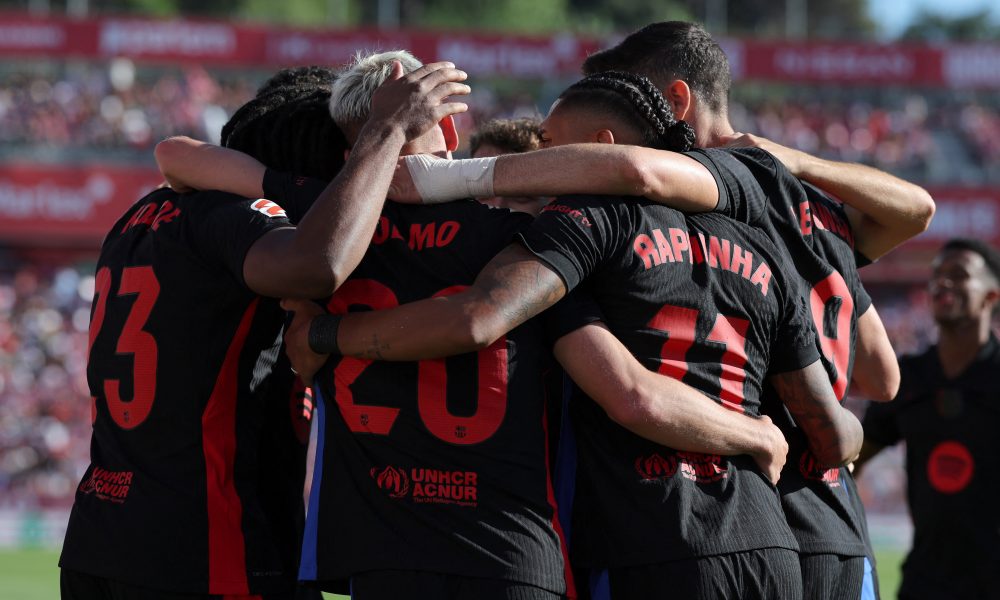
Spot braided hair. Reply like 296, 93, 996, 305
556, 71, 695, 152
220, 76, 348, 181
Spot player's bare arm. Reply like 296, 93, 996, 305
769, 360, 864, 468
851, 305, 900, 402
244, 61, 470, 299
722, 132, 935, 260
554, 323, 788, 484
155, 135, 266, 198
284, 244, 566, 367
392, 144, 719, 213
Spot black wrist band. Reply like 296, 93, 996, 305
308, 314, 343, 355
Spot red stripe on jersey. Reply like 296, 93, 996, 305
542, 397, 577, 599
203, 298, 258, 595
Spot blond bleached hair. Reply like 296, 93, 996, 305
329, 49, 423, 133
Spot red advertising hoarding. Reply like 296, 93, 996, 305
0, 164, 162, 246
1, 13, 999, 87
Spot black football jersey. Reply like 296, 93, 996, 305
267, 174, 576, 596
518, 195, 819, 568
60, 187, 310, 595
690, 147, 875, 557
864, 338, 1000, 600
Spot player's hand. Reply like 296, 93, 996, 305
387, 155, 424, 203
718, 132, 807, 176
368, 60, 470, 142
750, 415, 788, 485
280, 299, 329, 387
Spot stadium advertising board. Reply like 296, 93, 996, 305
1, 12, 1000, 87
0, 164, 162, 245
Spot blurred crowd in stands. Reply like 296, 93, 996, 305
0, 262, 94, 510
1, 60, 999, 184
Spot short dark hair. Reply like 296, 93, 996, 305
256, 65, 337, 97
941, 238, 1000, 285
582, 21, 731, 113
556, 71, 695, 153
469, 117, 543, 156
221, 82, 348, 182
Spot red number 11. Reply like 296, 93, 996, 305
647, 304, 749, 412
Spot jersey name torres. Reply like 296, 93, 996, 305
60, 188, 310, 595
271, 174, 574, 596
518, 195, 818, 567
690, 147, 874, 556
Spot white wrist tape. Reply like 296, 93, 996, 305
405, 154, 497, 203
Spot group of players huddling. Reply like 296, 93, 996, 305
60, 21, 936, 600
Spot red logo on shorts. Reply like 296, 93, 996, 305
251, 199, 287, 218
636, 453, 677, 480
636, 451, 728, 484
371, 465, 410, 498
927, 441, 974, 494
798, 450, 841, 488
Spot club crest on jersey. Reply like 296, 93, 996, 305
251, 199, 287, 218
798, 450, 841, 488
636, 451, 728, 484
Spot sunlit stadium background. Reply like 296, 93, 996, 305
0, 0, 998, 597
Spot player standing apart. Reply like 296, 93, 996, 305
859, 239, 1000, 600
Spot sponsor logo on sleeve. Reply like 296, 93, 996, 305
251, 199, 287, 218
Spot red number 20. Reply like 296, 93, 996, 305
327, 280, 508, 445
89, 266, 160, 429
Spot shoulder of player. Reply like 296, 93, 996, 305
388, 197, 528, 224
690, 146, 778, 175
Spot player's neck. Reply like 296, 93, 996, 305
699, 115, 736, 148
936, 317, 992, 379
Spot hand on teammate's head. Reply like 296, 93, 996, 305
368, 61, 471, 143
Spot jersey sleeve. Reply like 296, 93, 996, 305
185, 191, 294, 290
543, 285, 606, 344
516, 195, 629, 292
684, 148, 768, 226
261, 169, 328, 224
862, 390, 901, 447
769, 270, 822, 374
853, 278, 873, 316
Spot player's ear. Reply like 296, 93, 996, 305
984, 284, 1000, 311
664, 79, 693, 122
439, 115, 459, 152
596, 129, 615, 145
